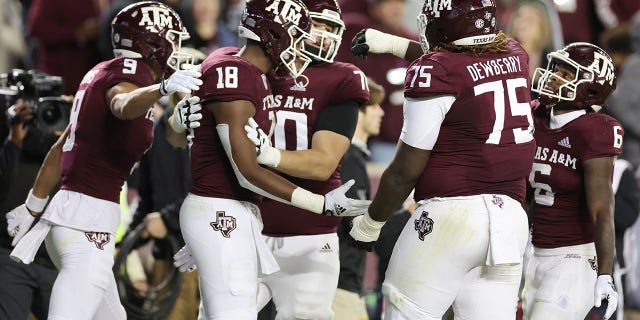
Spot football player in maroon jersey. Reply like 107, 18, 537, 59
346, 0, 536, 319
238, 0, 371, 318
522, 42, 621, 320
174, 0, 369, 318
4, 1, 202, 319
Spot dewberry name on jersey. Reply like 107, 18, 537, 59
263, 94, 315, 111
466, 56, 523, 82
534, 146, 578, 169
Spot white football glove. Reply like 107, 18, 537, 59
170, 95, 202, 133
160, 64, 203, 96
323, 180, 371, 217
594, 274, 618, 320
6, 205, 36, 247
244, 117, 280, 167
173, 245, 197, 273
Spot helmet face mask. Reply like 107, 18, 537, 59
301, 9, 344, 63
418, 0, 497, 51
238, 0, 314, 78
532, 42, 617, 108
111, 1, 194, 72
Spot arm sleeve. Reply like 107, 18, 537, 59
400, 95, 455, 150
314, 100, 359, 139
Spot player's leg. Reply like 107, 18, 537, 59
45, 226, 120, 320
524, 245, 597, 320
92, 271, 126, 320
382, 197, 491, 319
180, 195, 259, 320
263, 233, 340, 320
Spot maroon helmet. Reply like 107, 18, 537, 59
238, 0, 314, 77
111, 1, 193, 72
300, 0, 344, 63
532, 42, 617, 109
417, 0, 497, 51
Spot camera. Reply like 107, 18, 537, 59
0, 69, 71, 135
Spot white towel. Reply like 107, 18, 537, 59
10, 220, 51, 264
244, 202, 279, 276
483, 195, 521, 265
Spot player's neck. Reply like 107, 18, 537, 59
238, 45, 273, 75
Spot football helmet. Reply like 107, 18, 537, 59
238, 0, 314, 77
300, 0, 344, 63
417, 0, 497, 52
532, 42, 617, 108
111, 1, 193, 72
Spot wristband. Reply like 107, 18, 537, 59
259, 146, 281, 168
350, 212, 385, 242
25, 189, 49, 213
290, 187, 324, 214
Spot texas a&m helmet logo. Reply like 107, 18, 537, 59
138, 6, 174, 32
265, 0, 304, 25
210, 211, 237, 238
414, 210, 434, 241
85, 232, 111, 250
424, 0, 452, 18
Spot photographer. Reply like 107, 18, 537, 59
0, 98, 58, 320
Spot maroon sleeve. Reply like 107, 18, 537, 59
583, 115, 624, 160
404, 55, 456, 98
333, 63, 370, 105
198, 59, 263, 108
102, 58, 155, 89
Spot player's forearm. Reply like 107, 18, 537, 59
368, 161, 417, 222
594, 212, 616, 275
31, 142, 63, 206
276, 149, 339, 181
111, 84, 161, 120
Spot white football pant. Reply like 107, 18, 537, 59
181, 194, 277, 320
258, 233, 340, 320
45, 226, 125, 320
382, 194, 529, 320
521, 243, 597, 320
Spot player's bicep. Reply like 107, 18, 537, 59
106, 82, 139, 115
400, 95, 455, 150
310, 130, 350, 167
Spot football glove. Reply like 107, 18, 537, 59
348, 211, 385, 252
6, 205, 36, 247
173, 245, 197, 273
244, 117, 280, 167
594, 274, 618, 320
351, 28, 410, 59
160, 64, 203, 96
322, 180, 371, 217
170, 95, 202, 133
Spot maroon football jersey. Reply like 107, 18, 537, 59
529, 106, 623, 248
407, 39, 535, 203
260, 62, 370, 236
60, 57, 155, 203
189, 48, 273, 203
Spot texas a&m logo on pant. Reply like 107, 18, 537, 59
415, 210, 434, 241
85, 232, 111, 250
210, 211, 237, 238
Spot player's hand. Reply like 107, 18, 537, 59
144, 212, 168, 239
323, 180, 371, 217
170, 95, 202, 133
594, 274, 618, 320
245, 117, 280, 167
348, 212, 385, 252
173, 245, 197, 272
160, 64, 203, 96
6, 205, 36, 246
351, 28, 410, 59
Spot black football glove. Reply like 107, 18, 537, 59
351, 29, 370, 59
